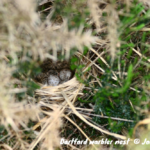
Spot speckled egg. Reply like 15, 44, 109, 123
47, 74, 60, 86
59, 69, 72, 81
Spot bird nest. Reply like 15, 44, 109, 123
34, 58, 84, 104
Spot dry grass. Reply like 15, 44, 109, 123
0, 0, 150, 150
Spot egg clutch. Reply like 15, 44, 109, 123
47, 69, 72, 86
34, 59, 73, 86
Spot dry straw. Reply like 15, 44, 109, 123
1, 0, 150, 150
